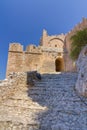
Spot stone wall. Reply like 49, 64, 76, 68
6, 18, 87, 76
0, 72, 27, 103
0, 71, 46, 130
6, 42, 65, 77
65, 18, 87, 71
6, 43, 43, 76
40, 29, 65, 48
9, 43, 23, 52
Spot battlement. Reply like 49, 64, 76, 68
26, 44, 42, 53
9, 43, 42, 54
67, 17, 87, 36
65, 17, 87, 57
7, 18, 87, 76
9, 43, 23, 52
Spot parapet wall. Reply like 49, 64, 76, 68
6, 43, 43, 77
26, 44, 42, 53
9, 43, 23, 52
66, 17, 87, 53
6, 42, 65, 76
9, 43, 42, 53
6, 18, 87, 75
64, 17, 87, 72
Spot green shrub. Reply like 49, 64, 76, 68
70, 28, 87, 60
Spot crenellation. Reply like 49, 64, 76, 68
26, 44, 42, 53
2, 18, 87, 130
9, 43, 23, 52
82, 17, 87, 24
6, 18, 87, 76
26, 44, 36, 52
64, 18, 87, 71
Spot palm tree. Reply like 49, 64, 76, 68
70, 28, 87, 60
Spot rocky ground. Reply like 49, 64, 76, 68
0, 72, 87, 130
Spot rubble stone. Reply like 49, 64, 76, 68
0, 72, 87, 129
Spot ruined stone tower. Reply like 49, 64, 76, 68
6, 18, 87, 76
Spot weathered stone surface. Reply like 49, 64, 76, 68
6, 18, 87, 76
76, 46, 87, 97
6, 32, 66, 77
0, 72, 87, 129
65, 18, 87, 72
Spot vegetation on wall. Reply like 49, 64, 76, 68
70, 28, 87, 60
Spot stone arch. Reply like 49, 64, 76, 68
49, 38, 64, 43
48, 38, 64, 48
55, 58, 64, 72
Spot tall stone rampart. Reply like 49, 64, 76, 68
64, 17, 87, 72
6, 18, 87, 76
6, 43, 43, 77
6, 41, 65, 76
66, 17, 87, 53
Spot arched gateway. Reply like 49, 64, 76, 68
55, 58, 64, 72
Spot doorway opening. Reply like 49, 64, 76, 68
55, 58, 64, 72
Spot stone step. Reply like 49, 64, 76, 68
40, 78, 77, 82
41, 73, 77, 78
34, 83, 76, 88
1, 72, 87, 129
2, 86, 77, 102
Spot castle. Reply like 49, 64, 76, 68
6, 18, 87, 76
1, 18, 87, 129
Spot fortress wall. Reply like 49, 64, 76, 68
66, 18, 87, 53
6, 44, 24, 76
40, 52, 56, 73
6, 43, 63, 76
7, 19, 87, 75
63, 53, 76, 72
6, 43, 66, 76
7, 51, 43, 76
6, 43, 44, 76
65, 18, 87, 71
6, 51, 24, 77
24, 52, 43, 72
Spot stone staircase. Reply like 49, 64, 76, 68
0, 72, 87, 130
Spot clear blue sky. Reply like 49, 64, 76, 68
0, 0, 87, 79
